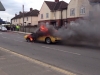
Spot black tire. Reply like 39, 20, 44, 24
26, 38, 30, 42
45, 37, 52, 44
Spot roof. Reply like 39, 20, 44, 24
45, 1, 68, 11
54, 1, 68, 10
11, 9, 39, 20
25, 9, 39, 17
11, 14, 22, 20
45, 1, 56, 10
0, 1, 5, 11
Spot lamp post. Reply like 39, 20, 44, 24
22, 5, 24, 32
29, 23, 31, 32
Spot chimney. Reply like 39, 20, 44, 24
30, 8, 33, 11
15, 14, 17, 16
55, 0, 59, 2
19, 11, 22, 15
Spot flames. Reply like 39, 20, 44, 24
40, 25, 48, 32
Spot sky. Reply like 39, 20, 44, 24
0, 0, 70, 22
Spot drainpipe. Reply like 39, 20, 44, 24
53, 2, 57, 27
59, 1, 63, 27
60, 9, 62, 27
66, 7, 67, 23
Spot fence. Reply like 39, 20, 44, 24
19, 25, 38, 33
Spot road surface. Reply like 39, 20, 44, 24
0, 31, 100, 75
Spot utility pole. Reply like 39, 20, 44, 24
22, 5, 24, 32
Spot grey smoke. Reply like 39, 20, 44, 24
54, 3, 100, 44
39, 3, 100, 45
88, 0, 100, 3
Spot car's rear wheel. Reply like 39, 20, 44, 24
45, 37, 52, 44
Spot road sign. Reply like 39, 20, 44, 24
0, 1, 5, 11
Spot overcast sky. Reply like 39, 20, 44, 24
0, 0, 70, 22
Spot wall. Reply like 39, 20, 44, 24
32, 17, 38, 25
67, 0, 79, 18
62, 9, 67, 19
67, 0, 91, 18
38, 2, 51, 21
12, 16, 38, 26
51, 10, 67, 20
78, 0, 90, 17
24, 16, 31, 25
11, 18, 20, 25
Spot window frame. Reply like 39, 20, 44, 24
41, 14, 43, 19
46, 13, 49, 18
80, 7, 85, 14
70, 8, 75, 16
27, 17, 28, 21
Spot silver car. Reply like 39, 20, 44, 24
0, 26, 7, 32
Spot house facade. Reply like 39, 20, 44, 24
38, 0, 68, 27
11, 8, 39, 26
67, 0, 91, 23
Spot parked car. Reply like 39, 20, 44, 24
0, 26, 7, 31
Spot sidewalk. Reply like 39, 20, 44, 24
0, 49, 67, 75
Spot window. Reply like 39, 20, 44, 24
70, 8, 75, 16
16, 19, 17, 22
46, 13, 49, 18
27, 17, 28, 21
80, 7, 85, 14
41, 14, 43, 19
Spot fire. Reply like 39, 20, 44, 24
40, 25, 48, 32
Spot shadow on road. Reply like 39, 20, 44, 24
54, 42, 100, 50
29, 41, 100, 50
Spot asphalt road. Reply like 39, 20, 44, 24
0, 49, 66, 75
0, 31, 100, 75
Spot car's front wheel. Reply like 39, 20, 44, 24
45, 37, 52, 44
26, 38, 30, 42
26, 38, 33, 42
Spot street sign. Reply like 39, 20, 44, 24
0, 1, 5, 11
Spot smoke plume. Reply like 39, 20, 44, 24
38, 3, 100, 45
54, 3, 100, 44
55, 4, 100, 43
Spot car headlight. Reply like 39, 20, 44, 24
24, 35, 28, 39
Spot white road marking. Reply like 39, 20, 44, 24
0, 47, 76, 75
2, 36, 8, 39
42, 46, 81, 56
